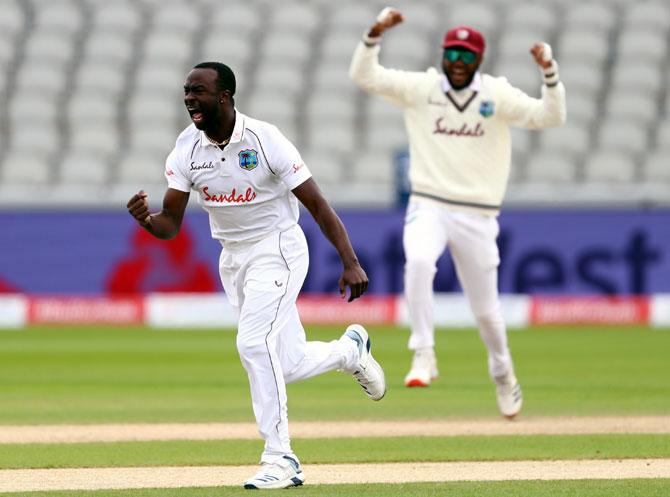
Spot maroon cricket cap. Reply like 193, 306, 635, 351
442, 26, 486, 54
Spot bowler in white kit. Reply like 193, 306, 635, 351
350, 9, 566, 418
126, 62, 386, 489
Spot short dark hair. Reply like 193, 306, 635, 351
193, 62, 236, 96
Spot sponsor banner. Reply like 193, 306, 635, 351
0, 294, 27, 328
1, 209, 669, 296
397, 294, 530, 328
297, 295, 397, 325
146, 293, 237, 328
651, 294, 670, 328
530, 296, 650, 325
28, 297, 144, 325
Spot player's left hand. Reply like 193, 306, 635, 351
530, 42, 554, 69
339, 263, 369, 302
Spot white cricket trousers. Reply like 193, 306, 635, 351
218, 224, 359, 464
402, 198, 513, 378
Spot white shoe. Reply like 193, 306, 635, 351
344, 324, 386, 401
243, 455, 305, 489
494, 371, 523, 419
404, 348, 439, 387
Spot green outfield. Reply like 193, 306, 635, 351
0, 325, 669, 496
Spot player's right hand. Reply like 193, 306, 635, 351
368, 7, 404, 37
126, 190, 152, 226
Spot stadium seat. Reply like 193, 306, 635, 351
13, 63, 68, 96
445, 3, 499, 34
605, 91, 658, 124
617, 29, 667, 62
497, 30, 552, 62
583, 150, 637, 183
349, 150, 396, 185
69, 126, 120, 156
380, 30, 434, 71
504, 3, 556, 33
643, 151, 670, 182
537, 122, 591, 158
309, 121, 357, 156
199, 34, 252, 71
22, 31, 76, 64
270, 2, 320, 32
301, 150, 344, 186
90, 2, 143, 33
254, 64, 306, 97
557, 29, 609, 64
329, 3, 378, 32
0, 1, 25, 37
261, 32, 313, 66
76, 63, 127, 97
8, 124, 60, 156
142, 32, 195, 65
83, 31, 135, 67
209, 4, 261, 31
563, 3, 617, 33
621, 1, 670, 32
245, 94, 298, 129
67, 93, 119, 125
127, 126, 177, 156
0, 151, 52, 185
565, 92, 599, 125
152, 2, 201, 33
655, 120, 670, 150
58, 151, 111, 185
117, 151, 168, 185
33, 1, 83, 35
524, 151, 578, 184
598, 121, 648, 156
389, 1, 440, 33
559, 61, 603, 97
366, 121, 408, 155
127, 94, 181, 128
8, 93, 59, 126
610, 62, 663, 95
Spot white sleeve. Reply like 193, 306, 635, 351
164, 147, 191, 192
266, 127, 312, 190
349, 40, 427, 108
496, 75, 566, 129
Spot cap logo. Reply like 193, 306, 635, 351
457, 29, 469, 40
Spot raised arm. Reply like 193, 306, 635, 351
292, 178, 368, 302
349, 7, 426, 107
498, 41, 566, 129
126, 188, 190, 240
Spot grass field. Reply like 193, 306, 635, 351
1, 325, 669, 495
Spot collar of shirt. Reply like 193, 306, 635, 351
441, 71, 482, 93
200, 109, 246, 149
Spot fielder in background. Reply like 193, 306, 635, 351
350, 8, 566, 419
126, 62, 386, 489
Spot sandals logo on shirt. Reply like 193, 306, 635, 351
479, 100, 495, 118
238, 149, 258, 171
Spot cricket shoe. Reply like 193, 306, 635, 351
243, 455, 305, 489
404, 348, 439, 387
494, 371, 523, 419
344, 324, 386, 401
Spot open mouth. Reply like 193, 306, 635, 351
188, 108, 204, 123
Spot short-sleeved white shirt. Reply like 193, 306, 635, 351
165, 111, 312, 245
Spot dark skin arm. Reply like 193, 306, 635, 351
292, 178, 369, 302
126, 188, 190, 240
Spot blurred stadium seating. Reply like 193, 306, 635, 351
0, 0, 668, 208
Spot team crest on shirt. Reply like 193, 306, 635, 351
238, 149, 258, 171
479, 100, 495, 117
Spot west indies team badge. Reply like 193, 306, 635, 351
238, 149, 258, 171
479, 100, 495, 118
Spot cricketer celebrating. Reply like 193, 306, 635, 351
127, 62, 385, 489
350, 8, 566, 418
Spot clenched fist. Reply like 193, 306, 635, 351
368, 7, 404, 38
530, 42, 554, 69
127, 190, 152, 227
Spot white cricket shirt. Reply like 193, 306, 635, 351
165, 111, 312, 245
350, 41, 566, 216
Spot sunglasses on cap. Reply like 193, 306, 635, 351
443, 48, 477, 64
